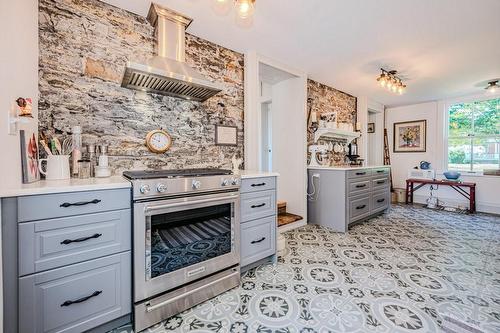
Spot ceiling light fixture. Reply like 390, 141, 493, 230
485, 80, 499, 94
377, 69, 406, 95
212, 0, 256, 22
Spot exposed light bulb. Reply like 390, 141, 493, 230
212, 0, 232, 15
485, 80, 499, 94
235, 0, 255, 19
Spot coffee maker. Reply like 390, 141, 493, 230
346, 142, 363, 166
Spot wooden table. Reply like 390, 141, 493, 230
405, 178, 476, 213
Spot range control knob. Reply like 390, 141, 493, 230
221, 179, 230, 186
192, 180, 202, 190
231, 178, 240, 186
156, 183, 167, 193
139, 184, 151, 194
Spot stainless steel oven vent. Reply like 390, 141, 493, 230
121, 3, 222, 102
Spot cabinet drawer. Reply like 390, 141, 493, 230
347, 169, 371, 179
18, 188, 131, 222
241, 216, 276, 267
349, 195, 370, 219
19, 209, 131, 276
241, 177, 276, 193
372, 177, 389, 190
372, 168, 390, 177
19, 252, 131, 333
348, 179, 371, 195
372, 190, 390, 213
241, 190, 276, 222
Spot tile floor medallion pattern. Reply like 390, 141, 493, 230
112, 205, 500, 333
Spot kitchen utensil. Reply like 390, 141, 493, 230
443, 171, 461, 180
39, 139, 52, 155
62, 138, 73, 155
53, 137, 62, 155
38, 155, 70, 180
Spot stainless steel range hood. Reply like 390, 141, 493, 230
121, 3, 222, 102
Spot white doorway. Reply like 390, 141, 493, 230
245, 52, 308, 227
367, 109, 384, 165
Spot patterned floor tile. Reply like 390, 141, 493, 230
111, 205, 500, 333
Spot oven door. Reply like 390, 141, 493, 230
134, 191, 240, 302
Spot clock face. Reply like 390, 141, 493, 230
146, 130, 172, 153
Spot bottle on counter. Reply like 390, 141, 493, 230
86, 144, 97, 177
71, 126, 82, 176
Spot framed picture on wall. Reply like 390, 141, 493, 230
215, 125, 238, 146
367, 122, 375, 133
393, 120, 427, 152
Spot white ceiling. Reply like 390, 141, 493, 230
102, 0, 500, 107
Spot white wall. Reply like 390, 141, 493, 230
386, 100, 500, 214
0, 0, 39, 189
0, 0, 39, 330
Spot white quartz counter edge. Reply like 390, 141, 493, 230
307, 165, 391, 171
236, 170, 280, 179
0, 176, 131, 198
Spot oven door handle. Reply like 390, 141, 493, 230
143, 194, 239, 214
145, 269, 240, 313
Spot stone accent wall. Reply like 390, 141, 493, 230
307, 79, 357, 166
39, 0, 244, 173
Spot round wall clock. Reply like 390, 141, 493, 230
145, 129, 172, 153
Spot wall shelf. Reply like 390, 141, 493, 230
314, 128, 361, 144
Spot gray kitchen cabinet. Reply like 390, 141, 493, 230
240, 176, 277, 271
1, 188, 132, 333
308, 167, 391, 233
19, 252, 131, 333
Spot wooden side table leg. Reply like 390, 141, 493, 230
405, 180, 410, 204
410, 182, 414, 203
470, 186, 476, 213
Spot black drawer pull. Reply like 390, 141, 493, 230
355, 184, 367, 188
377, 198, 385, 203
60, 233, 102, 245
251, 183, 266, 187
60, 290, 102, 307
60, 199, 101, 208
376, 180, 385, 184
376, 170, 385, 173
251, 237, 266, 244
356, 204, 367, 210
251, 203, 266, 208
355, 172, 366, 176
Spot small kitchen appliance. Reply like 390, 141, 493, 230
123, 168, 241, 332
308, 144, 328, 167
346, 143, 363, 166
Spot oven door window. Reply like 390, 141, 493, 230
147, 203, 233, 279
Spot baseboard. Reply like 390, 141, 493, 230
413, 194, 500, 215
278, 219, 307, 233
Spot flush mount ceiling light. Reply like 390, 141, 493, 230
212, 0, 256, 23
377, 68, 406, 95
485, 80, 499, 94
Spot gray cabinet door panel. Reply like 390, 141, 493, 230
348, 179, 371, 196
347, 169, 372, 179
371, 190, 390, 213
19, 210, 131, 276
241, 216, 276, 267
241, 177, 276, 193
349, 195, 370, 219
18, 188, 131, 222
19, 252, 131, 333
241, 190, 276, 222
371, 177, 390, 190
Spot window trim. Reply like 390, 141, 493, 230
444, 93, 500, 175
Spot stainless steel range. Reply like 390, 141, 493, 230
123, 168, 241, 332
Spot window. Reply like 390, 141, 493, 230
447, 97, 499, 172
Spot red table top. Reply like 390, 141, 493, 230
406, 178, 476, 187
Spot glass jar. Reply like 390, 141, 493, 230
77, 159, 91, 179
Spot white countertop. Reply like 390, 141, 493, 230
236, 170, 280, 179
0, 176, 131, 198
307, 165, 391, 171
